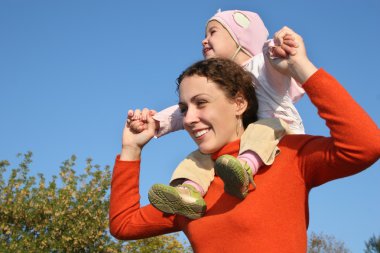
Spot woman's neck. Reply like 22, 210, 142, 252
211, 139, 241, 160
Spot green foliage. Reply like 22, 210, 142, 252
0, 152, 191, 252
308, 232, 350, 253
123, 234, 192, 253
365, 234, 380, 253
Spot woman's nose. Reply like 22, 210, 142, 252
183, 107, 198, 127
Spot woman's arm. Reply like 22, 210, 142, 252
109, 109, 180, 240
109, 157, 179, 240
270, 27, 380, 187
298, 69, 379, 187
119, 108, 156, 161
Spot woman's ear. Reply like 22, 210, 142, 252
234, 93, 248, 116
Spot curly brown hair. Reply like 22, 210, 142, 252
176, 58, 258, 128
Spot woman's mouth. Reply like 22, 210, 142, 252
194, 128, 210, 139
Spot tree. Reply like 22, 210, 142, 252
123, 235, 192, 253
0, 152, 192, 252
308, 232, 351, 253
365, 234, 380, 253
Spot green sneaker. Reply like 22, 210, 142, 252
214, 155, 256, 199
148, 183, 206, 220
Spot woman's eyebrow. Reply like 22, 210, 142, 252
190, 94, 210, 102
179, 93, 210, 105
178, 101, 186, 107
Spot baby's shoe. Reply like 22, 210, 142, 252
214, 155, 256, 199
148, 184, 206, 219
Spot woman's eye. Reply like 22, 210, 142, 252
179, 106, 187, 114
196, 100, 207, 107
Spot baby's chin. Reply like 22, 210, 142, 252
203, 52, 216, 60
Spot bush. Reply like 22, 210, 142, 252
0, 152, 191, 252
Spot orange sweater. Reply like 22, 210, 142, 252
109, 69, 380, 252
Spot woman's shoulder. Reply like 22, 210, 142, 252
279, 134, 326, 151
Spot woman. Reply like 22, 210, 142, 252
109, 27, 380, 252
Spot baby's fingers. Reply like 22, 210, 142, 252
132, 109, 142, 120
270, 46, 287, 58
129, 120, 146, 133
140, 108, 151, 121
128, 109, 134, 119
149, 109, 157, 116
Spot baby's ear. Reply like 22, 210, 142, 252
234, 93, 248, 115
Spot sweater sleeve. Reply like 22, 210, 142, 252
295, 69, 380, 188
152, 105, 184, 138
109, 155, 180, 240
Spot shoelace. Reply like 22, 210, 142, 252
242, 161, 255, 188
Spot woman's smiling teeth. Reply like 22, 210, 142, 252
194, 129, 210, 138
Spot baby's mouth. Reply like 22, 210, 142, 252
203, 47, 212, 56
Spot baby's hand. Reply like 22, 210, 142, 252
121, 108, 157, 160
128, 108, 157, 133
270, 26, 299, 58
266, 26, 316, 84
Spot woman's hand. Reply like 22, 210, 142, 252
120, 108, 156, 161
267, 26, 318, 84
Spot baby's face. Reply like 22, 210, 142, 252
202, 21, 238, 60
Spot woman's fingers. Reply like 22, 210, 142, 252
126, 108, 156, 133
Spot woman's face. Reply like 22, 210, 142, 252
178, 75, 245, 154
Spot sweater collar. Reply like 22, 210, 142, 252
211, 139, 240, 161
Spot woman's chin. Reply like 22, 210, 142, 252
198, 145, 218, 155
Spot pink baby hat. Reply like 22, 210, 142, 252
208, 10, 269, 57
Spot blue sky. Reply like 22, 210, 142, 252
1, 0, 379, 251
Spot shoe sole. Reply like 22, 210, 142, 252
148, 184, 206, 220
215, 155, 249, 199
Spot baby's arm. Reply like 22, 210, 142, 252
236, 32, 304, 174
274, 33, 307, 103
266, 34, 305, 103
254, 37, 305, 134
128, 106, 184, 138
152, 105, 184, 137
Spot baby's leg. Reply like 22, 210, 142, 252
148, 150, 214, 220
239, 118, 288, 165
215, 118, 288, 199
170, 150, 214, 191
